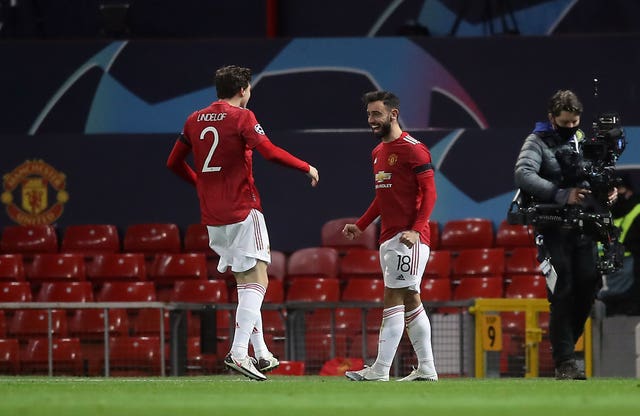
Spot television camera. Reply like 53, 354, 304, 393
507, 112, 627, 275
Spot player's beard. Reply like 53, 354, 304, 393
372, 116, 392, 138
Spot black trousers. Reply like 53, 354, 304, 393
539, 228, 600, 365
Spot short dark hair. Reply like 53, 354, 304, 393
362, 90, 400, 110
215, 65, 251, 99
547, 89, 583, 116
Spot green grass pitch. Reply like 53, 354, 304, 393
0, 376, 638, 416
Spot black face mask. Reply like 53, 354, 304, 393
556, 125, 579, 140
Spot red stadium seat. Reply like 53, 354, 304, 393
304, 332, 348, 366
270, 360, 305, 375
183, 224, 209, 252
440, 218, 494, 250
339, 249, 382, 280
505, 247, 540, 276
429, 221, 440, 250
123, 223, 181, 254
305, 307, 363, 334
420, 278, 452, 302
86, 253, 147, 284
423, 250, 451, 279
95, 281, 156, 302
451, 248, 505, 280
341, 278, 384, 302
495, 220, 535, 251
61, 224, 120, 256
321, 217, 378, 252
287, 247, 340, 280
453, 276, 503, 301
349, 332, 379, 360
0, 338, 20, 374
68, 308, 130, 340
0, 224, 58, 255
184, 336, 219, 374
170, 279, 228, 303
505, 275, 547, 299
21, 337, 83, 375
0, 281, 32, 302
268, 250, 287, 282
27, 253, 86, 284
148, 253, 207, 285
286, 277, 340, 302
131, 308, 170, 337
36, 281, 94, 302
8, 309, 68, 337
0, 310, 5, 337
0, 254, 25, 281
105, 336, 163, 376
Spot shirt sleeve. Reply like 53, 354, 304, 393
254, 139, 310, 172
410, 144, 436, 232
356, 198, 381, 231
239, 109, 268, 149
166, 134, 197, 185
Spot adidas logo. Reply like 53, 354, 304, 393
396, 275, 405, 280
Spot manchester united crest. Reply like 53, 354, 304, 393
388, 153, 398, 166
2, 160, 68, 225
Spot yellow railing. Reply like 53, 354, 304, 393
469, 298, 591, 378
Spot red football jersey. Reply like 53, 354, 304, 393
368, 132, 435, 244
181, 101, 268, 225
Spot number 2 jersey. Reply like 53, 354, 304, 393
171, 100, 309, 225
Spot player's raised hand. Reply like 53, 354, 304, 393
307, 165, 319, 187
342, 223, 362, 240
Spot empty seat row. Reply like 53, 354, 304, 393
1, 218, 535, 259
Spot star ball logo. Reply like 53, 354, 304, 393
2, 160, 69, 225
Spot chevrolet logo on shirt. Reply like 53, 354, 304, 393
375, 171, 392, 183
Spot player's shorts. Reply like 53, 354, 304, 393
379, 232, 430, 292
207, 209, 271, 274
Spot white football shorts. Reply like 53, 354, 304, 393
207, 209, 271, 273
379, 232, 430, 292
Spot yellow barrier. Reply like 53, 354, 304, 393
469, 298, 591, 378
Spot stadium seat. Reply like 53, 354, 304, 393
341, 278, 384, 302
451, 248, 505, 280
339, 249, 382, 280
453, 276, 504, 301
148, 253, 207, 285
423, 250, 451, 279
61, 224, 120, 256
27, 253, 86, 284
0, 224, 58, 255
35, 281, 94, 302
270, 360, 305, 376
0, 338, 20, 374
304, 332, 348, 367
495, 220, 535, 251
286, 277, 340, 302
440, 218, 494, 250
95, 281, 156, 302
305, 307, 363, 334
86, 253, 147, 284
105, 336, 163, 376
505, 275, 547, 299
123, 223, 181, 254
268, 250, 287, 281
320, 217, 378, 252
170, 279, 228, 303
0, 281, 32, 302
131, 308, 170, 337
0, 254, 25, 281
184, 336, 219, 374
505, 247, 540, 276
0, 310, 5, 337
68, 308, 130, 340
429, 221, 440, 250
20, 337, 83, 375
287, 247, 340, 280
420, 278, 452, 302
183, 224, 209, 253
8, 309, 68, 337
349, 332, 378, 360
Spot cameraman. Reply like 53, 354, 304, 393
514, 89, 618, 380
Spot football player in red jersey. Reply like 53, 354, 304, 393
343, 91, 438, 382
167, 65, 319, 380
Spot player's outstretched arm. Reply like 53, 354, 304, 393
166, 139, 197, 185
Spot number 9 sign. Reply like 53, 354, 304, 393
481, 315, 502, 351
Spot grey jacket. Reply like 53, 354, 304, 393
514, 121, 583, 205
